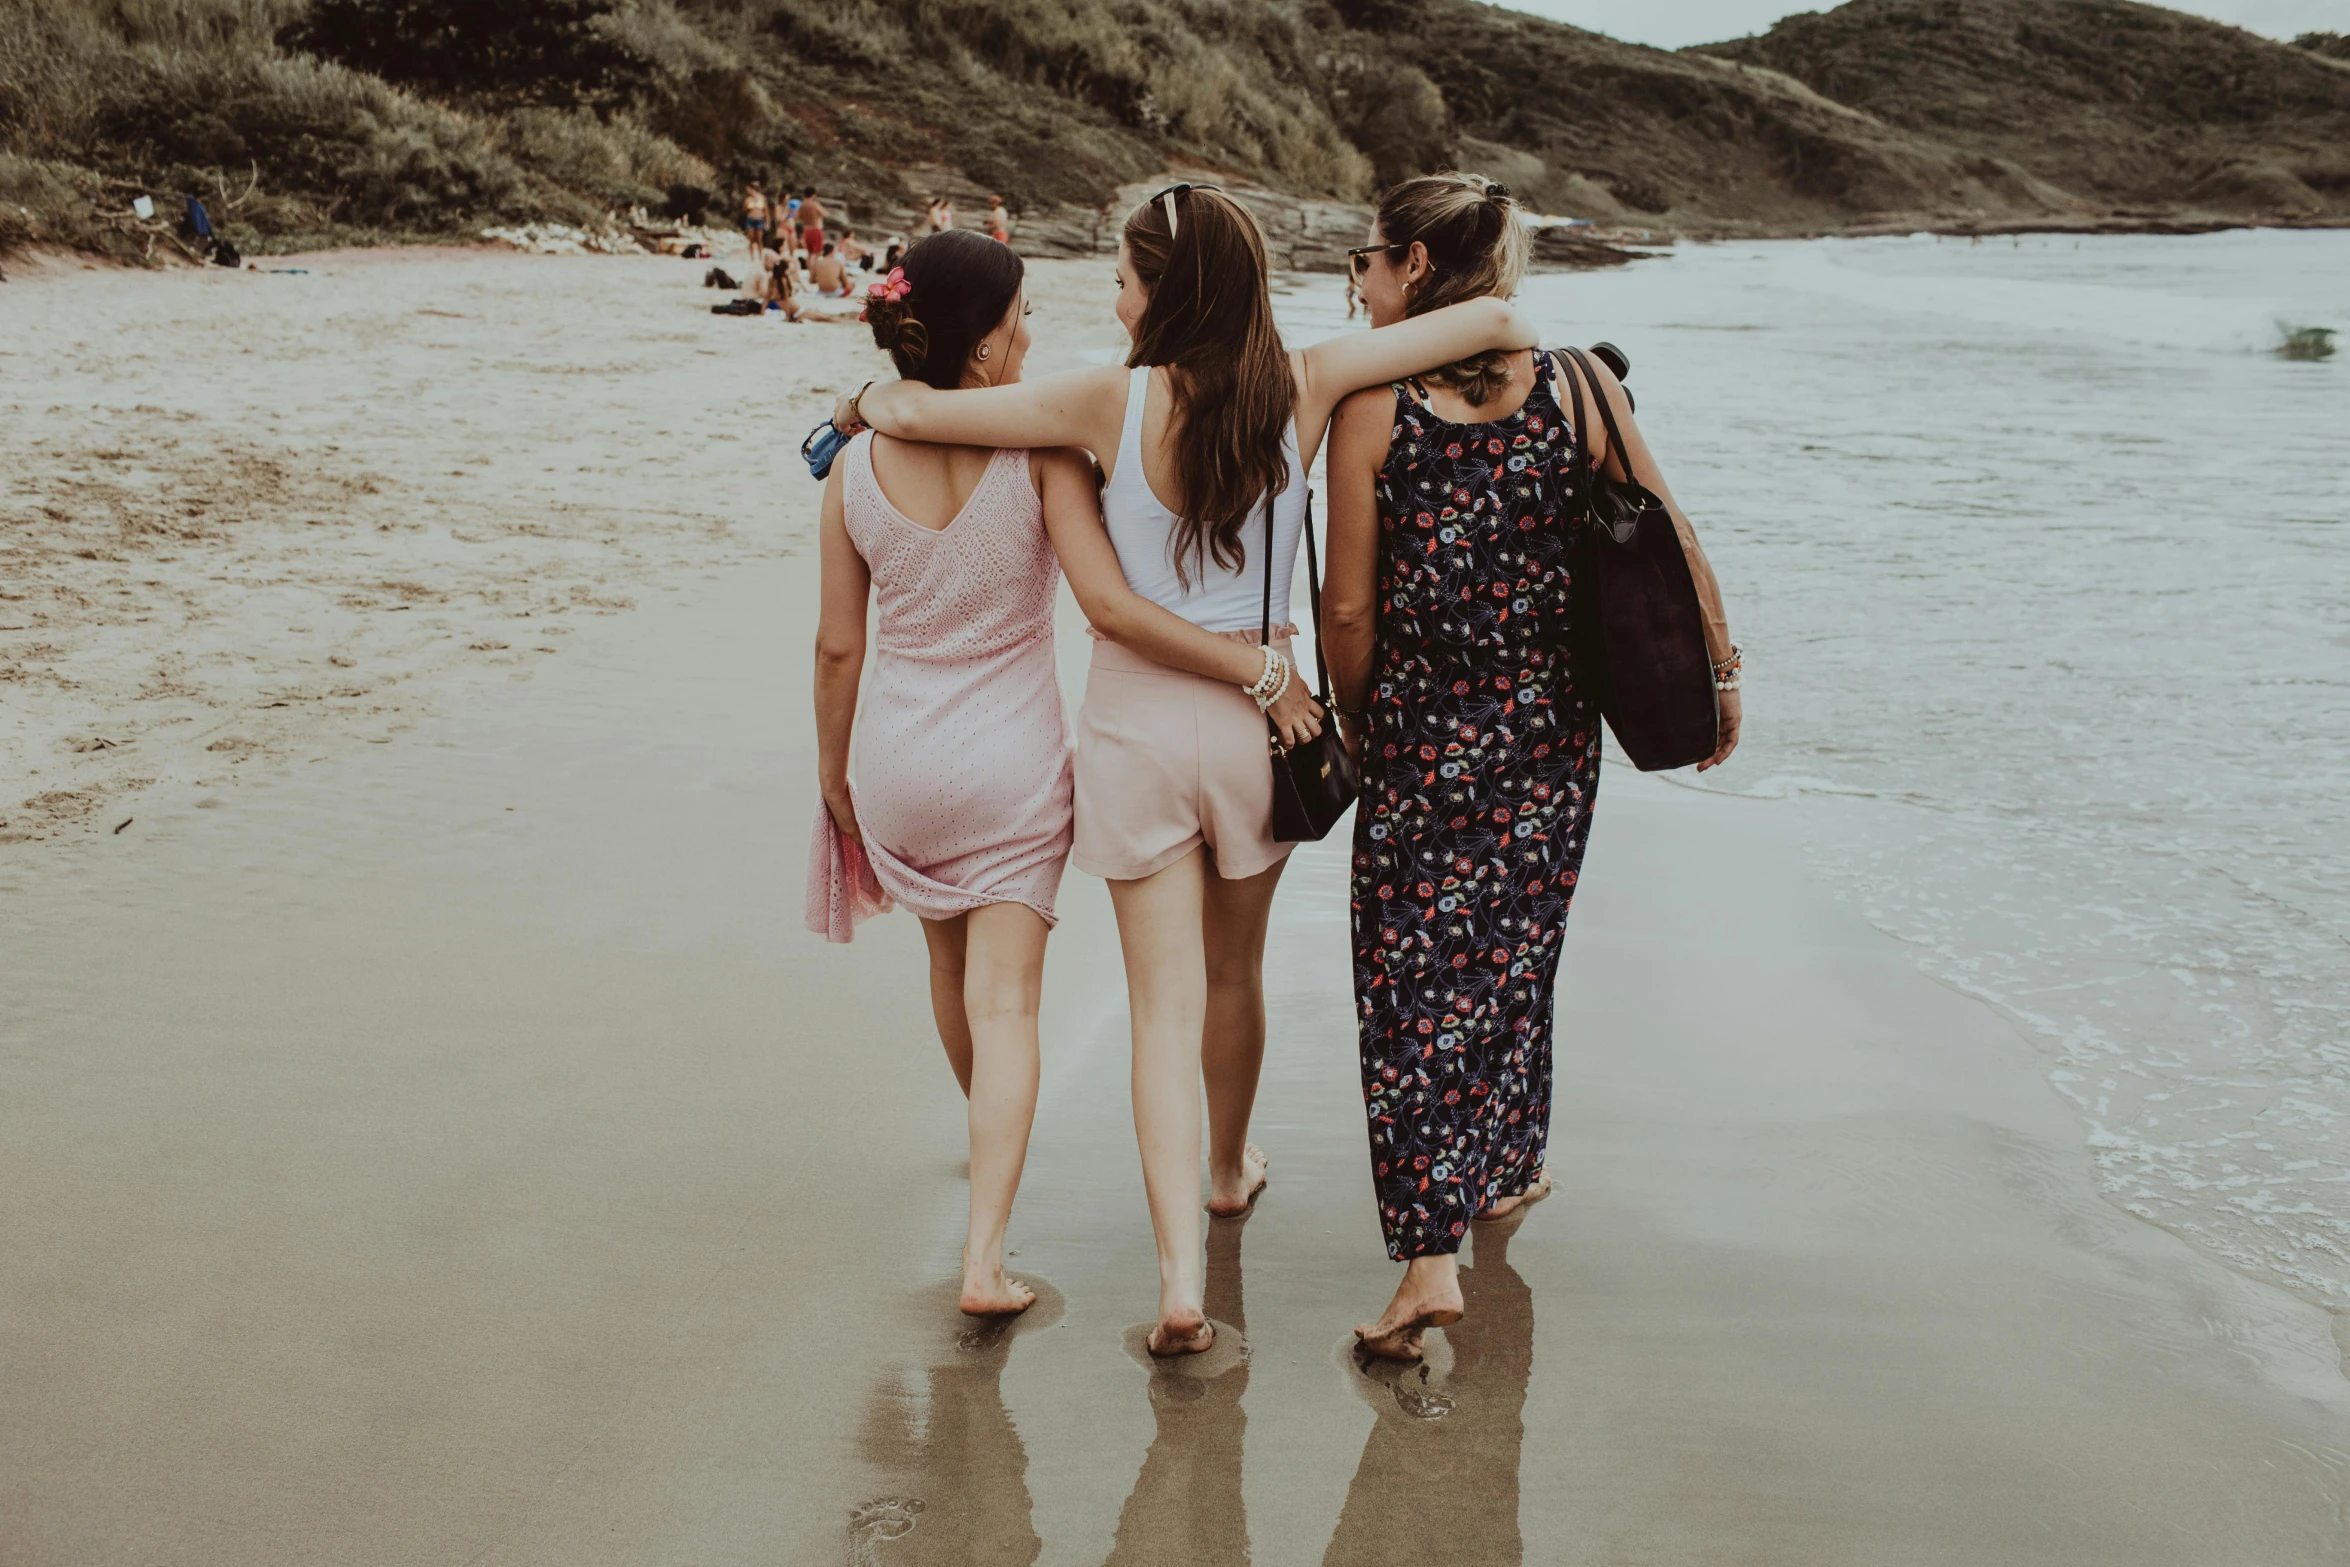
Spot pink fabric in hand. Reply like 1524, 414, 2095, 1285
806, 802, 892, 943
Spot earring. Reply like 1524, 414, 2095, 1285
977, 344, 991, 360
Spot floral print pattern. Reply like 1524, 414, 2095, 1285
1351, 353, 1601, 1260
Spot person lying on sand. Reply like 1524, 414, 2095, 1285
839, 230, 870, 271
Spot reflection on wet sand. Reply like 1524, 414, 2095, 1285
1103, 1213, 1255, 1564
1325, 1217, 1536, 1567
852, 1291, 1053, 1565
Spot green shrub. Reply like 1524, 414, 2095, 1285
497, 106, 711, 214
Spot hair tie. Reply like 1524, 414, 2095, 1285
1485, 183, 1511, 202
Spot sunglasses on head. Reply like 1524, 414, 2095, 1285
1147, 181, 1225, 238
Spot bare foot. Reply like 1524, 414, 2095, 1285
1477, 1169, 1552, 1222
959, 1261, 1037, 1318
1354, 1271, 1463, 1362
1357, 1325, 1427, 1364
1206, 1142, 1269, 1217
1147, 1305, 1215, 1357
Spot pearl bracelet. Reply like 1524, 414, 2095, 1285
1248, 648, 1292, 712
1711, 644, 1743, 693
1245, 646, 1278, 701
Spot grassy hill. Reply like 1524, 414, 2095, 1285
3, 0, 2346, 264
1695, 0, 2350, 220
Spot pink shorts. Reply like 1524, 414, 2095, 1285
1073, 631, 1297, 883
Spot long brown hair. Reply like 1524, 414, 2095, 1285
1121, 187, 1294, 585
1375, 172, 1529, 405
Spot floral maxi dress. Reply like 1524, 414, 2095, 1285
1351, 352, 1602, 1260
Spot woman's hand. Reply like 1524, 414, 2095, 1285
831, 384, 867, 434
822, 775, 862, 843
1698, 688, 1741, 772
1264, 678, 1325, 751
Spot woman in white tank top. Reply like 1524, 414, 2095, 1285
837, 184, 1539, 1356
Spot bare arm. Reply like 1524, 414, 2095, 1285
1035, 451, 1323, 747
1292, 295, 1539, 457
1558, 351, 1741, 770
1322, 386, 1389, 752
843, 364, 1128, 460
813, 464, 870, 838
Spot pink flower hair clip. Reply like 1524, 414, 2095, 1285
866, 267, 911, 304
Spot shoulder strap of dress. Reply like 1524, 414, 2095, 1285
1116, 364, 1152, 481
838, 430, 881, 548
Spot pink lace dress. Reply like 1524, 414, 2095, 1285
805, 435, 1074, 941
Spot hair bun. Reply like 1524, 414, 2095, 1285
1485, 182, 1511, 202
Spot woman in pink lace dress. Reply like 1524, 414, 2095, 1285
808, 232, 1323, 1317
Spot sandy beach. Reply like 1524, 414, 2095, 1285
4, 248, 2348, 1564
0, 246, 1073, 848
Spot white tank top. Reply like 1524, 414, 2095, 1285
1101, 365, 1304, 635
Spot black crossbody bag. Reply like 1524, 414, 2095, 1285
1262, 491, 1359, 841
1559, 348, 1719, 772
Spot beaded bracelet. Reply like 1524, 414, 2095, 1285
1245, 646, 1283, 702
1258, 658, 1292, 712
1249, 649, 1292, 712
1712, 644, 1743, 693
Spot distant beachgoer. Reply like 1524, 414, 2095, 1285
883, 238, 907, 272
839, 229, 870, 270
757, 246, 802, 321
799, 191, 828, 255
1321, 173, 1739, 1361
742, 181, 768, 265
808, 242, 851, 297
987, 194, 1012, 245
835, 185, 1537, 1357
809, 230, 1327, 1317
928, 196, 955, 234
781, 193, 803, 258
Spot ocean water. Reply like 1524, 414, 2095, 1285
1275, 230, 2350, 1312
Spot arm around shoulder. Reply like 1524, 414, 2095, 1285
855, 364, 1127, 456
1296, 295, 1539, 431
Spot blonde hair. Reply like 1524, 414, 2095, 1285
1375, 172, 1530, 406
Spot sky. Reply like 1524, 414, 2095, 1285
1502, 0, 2348, 49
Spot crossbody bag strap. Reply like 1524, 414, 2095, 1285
1302, 490, 1333, 701
1556, 349, 1589, 475
1260, 487, 1335, 700
1260, 493, 1274, 645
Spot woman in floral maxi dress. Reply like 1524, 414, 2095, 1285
1325, 175, 1740, 1360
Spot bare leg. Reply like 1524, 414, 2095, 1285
956, 902, 1048, 1316
1108, 850, 1214, 1355
1201, 853, 1286, 1215
917, 913, 974, 1095
1355, 1254, 1464, 1363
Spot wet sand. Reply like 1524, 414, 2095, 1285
4, 253, 2348, 1565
